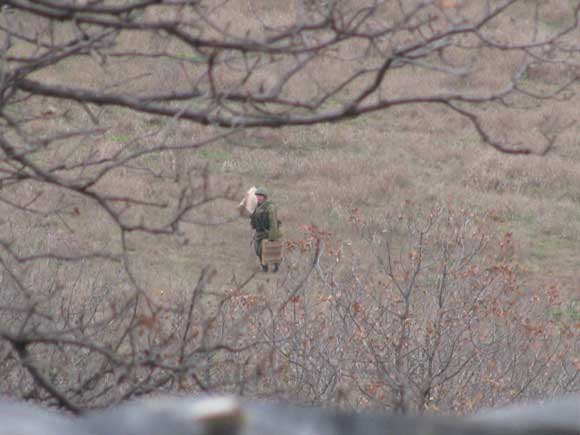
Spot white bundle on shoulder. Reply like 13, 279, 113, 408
238, 186, 257, 218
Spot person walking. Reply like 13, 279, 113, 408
250, 187, 281, 272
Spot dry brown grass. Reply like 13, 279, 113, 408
6, 1, 580, 304
2, 3, 579, 415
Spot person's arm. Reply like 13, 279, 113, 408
250, 212, 257, 229
267, 205, 278, 241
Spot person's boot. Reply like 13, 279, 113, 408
261, 264, 268, 272
272, 264, 279, 273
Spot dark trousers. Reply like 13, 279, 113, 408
254, 238, 264, 263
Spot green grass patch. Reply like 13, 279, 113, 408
549, 299, 580, 322
199, 148, 232, 161
141, 153, 161, 167
557, 186, 580, 202
109, 133, 132, 144
529, 236, 576, 262
453, 133, 481, 148
502, 208, 537, 229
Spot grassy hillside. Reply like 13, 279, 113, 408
6, 1, 579, 297
1, 0, 578, 412
3, 0, 579, 321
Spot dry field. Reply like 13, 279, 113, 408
1, 0, 579, 413
4, 2, 580, 288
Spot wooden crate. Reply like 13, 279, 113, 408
261, 240, 284, 264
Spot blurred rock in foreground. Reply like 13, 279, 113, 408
1, 394, 579, 435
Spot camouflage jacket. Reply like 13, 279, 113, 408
250, 200, 280, 241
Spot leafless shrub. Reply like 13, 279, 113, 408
231, 202, 579, 413
0, 0, 578, 415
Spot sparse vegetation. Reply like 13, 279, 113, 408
0, 0, 578, 416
